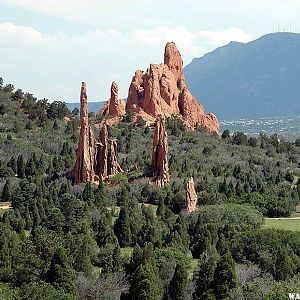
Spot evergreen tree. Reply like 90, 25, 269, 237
114, 205, 132, 247
2, 178, 12, 201
7, 156, 17, 174
193, 246, 218, 300
168, 262, 188, 300
130, 261, 163, 300
25, 156, 37, 178
82, 181, 94, 206
213, 251, 237, 299
24, 205, 33, 230
46, 247, 76, 296
17, 154, 25, 178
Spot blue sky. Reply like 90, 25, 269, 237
0, 0, 300, 102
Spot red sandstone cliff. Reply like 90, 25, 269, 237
152, 118, 170, 186
126, 42, 219, 132
186, 177, 198, 213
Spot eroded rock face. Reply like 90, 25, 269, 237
126, 42, 220, 133
152, 118, 170, 186
186, 177, 198, 213
72, 83, 123, 185
99, 81, 126, 119
95, 124, 123, 180
71, 82, 96, 184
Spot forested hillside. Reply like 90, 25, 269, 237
1, 78, 300, 299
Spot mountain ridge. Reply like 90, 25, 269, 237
184, 32, 300, 119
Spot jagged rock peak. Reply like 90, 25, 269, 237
125, 42, 220, 133
186, 177, 198, 213
164, 42, 183, 83
152, 118, 170, 186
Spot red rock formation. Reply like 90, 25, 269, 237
126, 42, 220, 133
99, 81, 126, 119
152, 118, 170, 186
95, 124, 123, 180
71, 82, 96, 184
186, 177, 198, 213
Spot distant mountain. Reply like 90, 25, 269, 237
184, 32, 300, 119
66, 101, 105, 113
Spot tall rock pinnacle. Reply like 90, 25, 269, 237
125, 42, 220, 132
98, 81, 126, 125
71, 82, 96, 184
152, 118, 170, 186
186, 177, 198, 213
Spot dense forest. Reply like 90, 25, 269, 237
0, 78, 300, 300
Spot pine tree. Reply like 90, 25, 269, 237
130, 261, 163, 300
82, 181, 94, 206
193, 246, 218, 300
7, 156, 17, 174
24, 205, 33, 230
25, 156, 37, 178
2, 179, 12, 201
114, 205, 132, 247
213, 251, 237, 299
46, 247, 76, 296
17, 154, 25, 178
168, 262, 188, 300
31, 200, 41, 228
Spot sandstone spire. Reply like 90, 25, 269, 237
71, 82, 95, 184
125, 42, 220, 132
186, 177, 198, 213
152, 118, 170, 186
98, 81, 126, 125
95, 124, 123, 180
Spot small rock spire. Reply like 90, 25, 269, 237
186, 177, 198, 213
152, 118, 170, 186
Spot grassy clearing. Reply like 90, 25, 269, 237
263, 218, 300, 231
120, 247, 133, 259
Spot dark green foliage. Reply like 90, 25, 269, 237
2, 178, 12, 201
0, 79, 300, 299
114, 205, 132, 247
46, 247, 76, 296
231, 229, 300, 280
213, 251, 237, 299
167, 262, 188, 300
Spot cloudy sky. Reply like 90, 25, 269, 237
0, 0, 299, 102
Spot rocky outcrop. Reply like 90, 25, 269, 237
72, 82, 123, 185
71, 82, 96, 184
186, 177, 198, 213
152, 118, 170, 186
95, 124, 123, 180
99, 81, 126, 124
126, 42, 220, 132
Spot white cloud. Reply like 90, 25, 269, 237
0, 22, 252, 103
